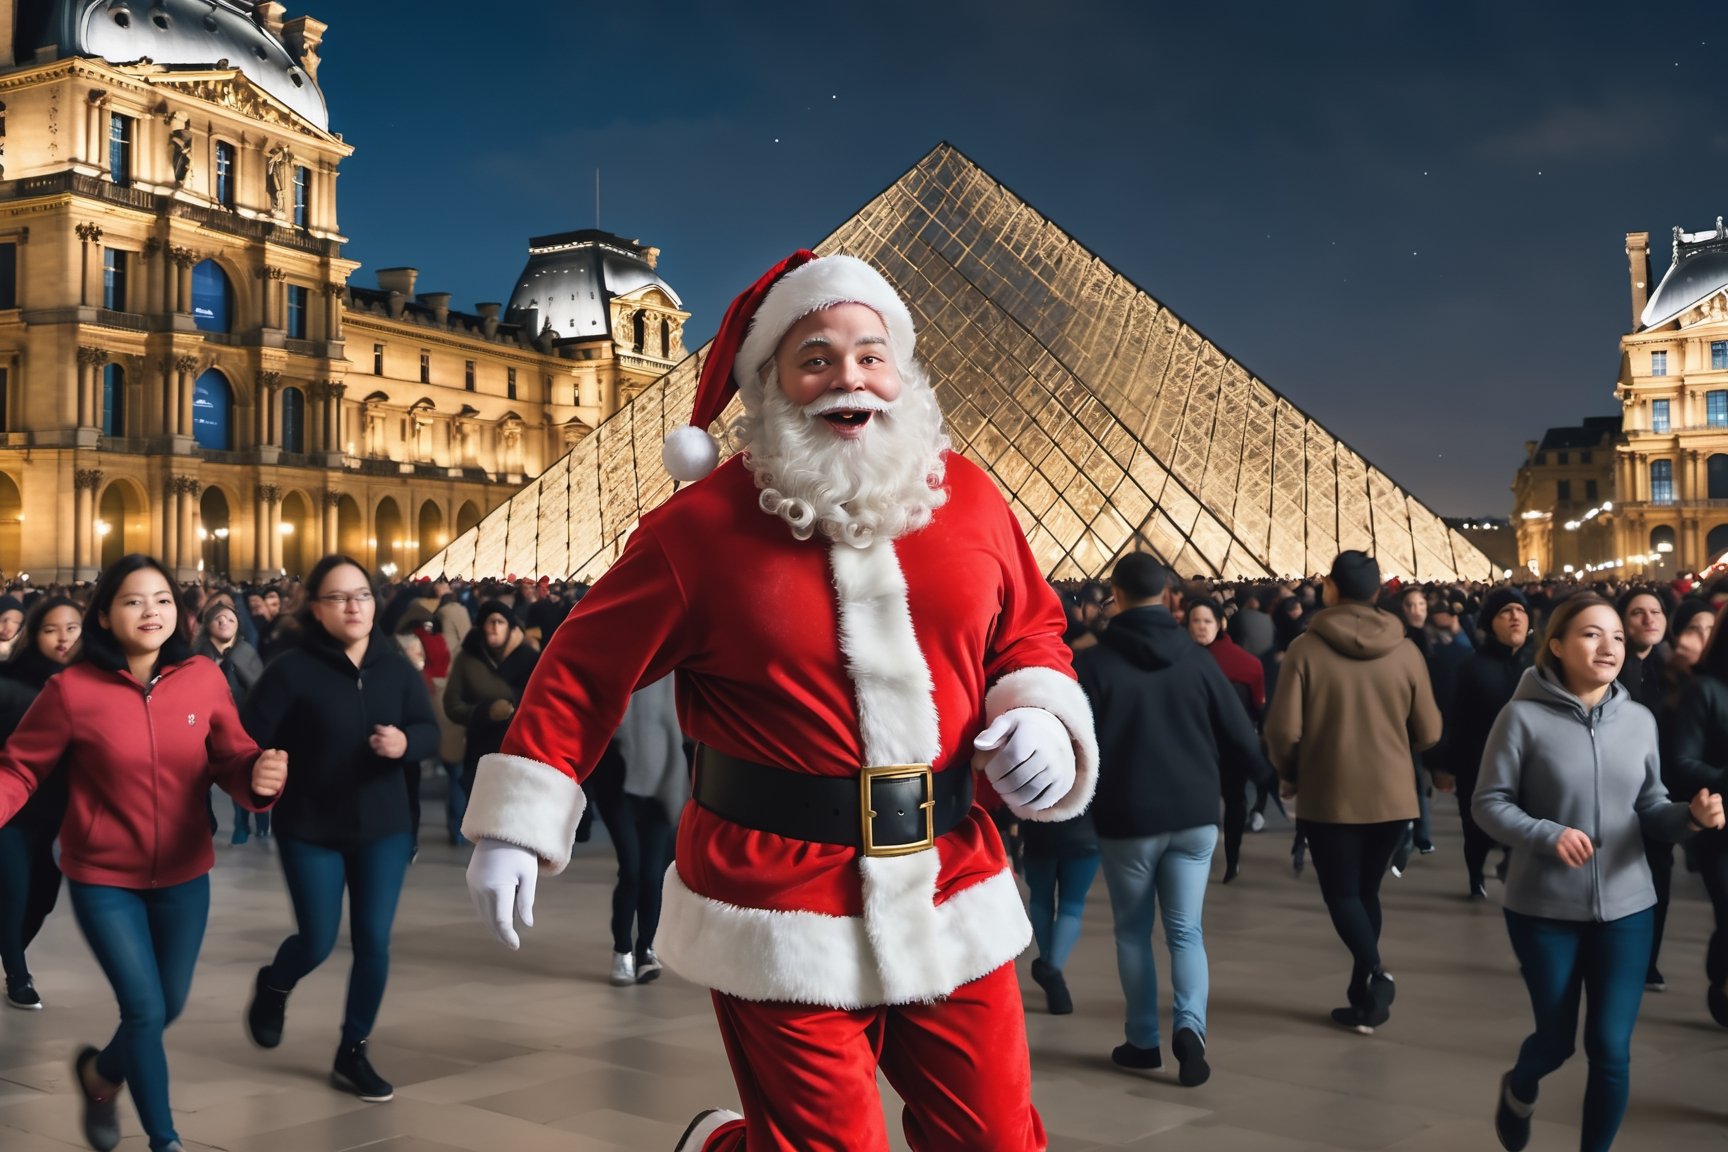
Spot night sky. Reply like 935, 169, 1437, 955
317, 1, 1727, 519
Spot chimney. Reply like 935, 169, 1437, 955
1625, 231, 1650, 330
0, 0, 16, 68
476, 302, 500, 337
282, 15, 327, 83
376, 267, 418, 298
419, 292, 452, 325
252, 2, 286, 37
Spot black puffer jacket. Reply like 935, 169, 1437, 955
1437, 636, 1534, 787
0, 647, 67, 831
242, 626, 439, 846
1073, 605, 1266, 839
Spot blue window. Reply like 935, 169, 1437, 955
101, 364, 123, 437
190, 260, 231, 332
281, 386, 305, 454
108, 113, 132, 186
1711, 391, 1728, 429
102, 247, 126, 311
1653, 398, 1671, 433
192, 369, 232, 451
1711, 454, 1728, 500
1651, 350, 1669, 377
214, 141, 235, 207
286, 284, 308, 338
1714, 341, 1728, 371
1651, 459, 1675, 505
292, 165, 309, 228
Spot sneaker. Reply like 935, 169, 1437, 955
610, 951, 636, 986
1030, 958, 1073, 1015
1494, 1071, 1533, 1151
73, 1045, 121, 1152
1417, 843, 1437, 856
6, 977, 41, 1009
1172, 1027, 1210, 1087
230, 827, 249, 845
1248, 811, 1266, 832
676, 1108, 744, 1151
1469, 881, 1489, 902
1645, 967, 1666, 992
246, 967, 289, 1048
331, 1039, 393, 1102
1111, 1040, 1162, 1069
636, 948, 663, 984
1388, 862, 1404, 879
1364, 970, 1396, 1029
1330, 1005, 1375, 1034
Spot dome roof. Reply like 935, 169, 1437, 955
24, 0, 328, 131
1642, 221, 1728, 329
505, 230, 681, 340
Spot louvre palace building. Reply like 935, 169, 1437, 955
0, 0, 687, 582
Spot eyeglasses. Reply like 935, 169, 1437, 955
316, 592, 374, 607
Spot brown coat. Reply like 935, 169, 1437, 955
1264, 602, 1442, 824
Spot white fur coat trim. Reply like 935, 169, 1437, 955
459, 752, 587, 875
830, 542, 941, 766
656, 858, 1031, 1008
980, 666, 1100, 823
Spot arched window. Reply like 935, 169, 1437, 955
191, 260, 232, 332
632, 310, 646, 353
1650, 525, 1678, 554
660, 317, 671, 358
192, 369, 233, 450
1709, 525, 1728, 561
101, 363, 124, 437
281, 386, 305, 454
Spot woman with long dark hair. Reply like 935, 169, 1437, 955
0, 555, 286, 1152
1476, 593, 1720, 1151
0, 594, 81, 1008
242, 554, 439, 1104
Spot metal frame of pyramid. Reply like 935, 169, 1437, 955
415, 143, 1494, 583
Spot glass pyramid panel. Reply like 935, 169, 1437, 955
416, 144, 1493, 583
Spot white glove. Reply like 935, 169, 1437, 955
974, 707, 1076, 816
467, 837, 539, 950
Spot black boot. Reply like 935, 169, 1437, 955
246, 967, 289, 1048
332, 1038, 394, 1102
1030, 957, 1073, 1014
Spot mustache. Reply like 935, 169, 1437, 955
802, 393, 897, 418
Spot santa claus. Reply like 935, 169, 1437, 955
463, 250, 1098, 1151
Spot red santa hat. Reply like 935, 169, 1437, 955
660, 251, 918, 482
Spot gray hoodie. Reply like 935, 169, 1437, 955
1474, 666, 1693, 922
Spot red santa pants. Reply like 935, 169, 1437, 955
699, 962, 1046, 1151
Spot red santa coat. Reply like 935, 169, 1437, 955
462, 452, 1098, 1008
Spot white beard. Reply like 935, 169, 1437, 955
732, 363, 950, 548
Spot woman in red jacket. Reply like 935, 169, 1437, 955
0, 555, 287, 1152
1186, 598, 1272, 883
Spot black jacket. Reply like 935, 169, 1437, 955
1073, 605, 1267, 839
1436, 636, 1534, 786
0, 648, 66, 831
242, 628, 439, 846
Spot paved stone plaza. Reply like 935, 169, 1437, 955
1, 803, 1723, 1151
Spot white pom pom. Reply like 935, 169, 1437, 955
662, 425, 720, 482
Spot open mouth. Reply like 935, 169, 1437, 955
822, 411, 875, 429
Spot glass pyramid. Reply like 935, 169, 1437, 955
417, 143, 1494, 584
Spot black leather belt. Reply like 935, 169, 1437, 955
693, 746, 974, 857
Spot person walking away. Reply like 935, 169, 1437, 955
0, 555, 285, 1152
192, 600, 267, 844
1615, 587, 1676, 994
1431, 588, 1533, 899
241, 555, 439, 1104
1475, 593, 1720, 1152
592, 674, 689, 985
1077, 554, 1267, 1087
1391, 585, 1439, 870
1019, 789, 1098, 1015
1264, 551, 1441, 1034
1185, 597, 1271, 882
442, 601, 538, 800
0, 595, 81, 1008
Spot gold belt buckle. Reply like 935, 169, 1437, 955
859, 763, 936, 858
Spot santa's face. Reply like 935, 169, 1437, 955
773, 303, 902, 443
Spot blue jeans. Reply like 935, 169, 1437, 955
1023, 852, 1100, 970
0, 820, 61, 984
231, 799, 271, 838
69, 876, 210, 1152
1504, 907, 1653, 1152
267, 832, 412, 1046
1100, 825, 1216, 1048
